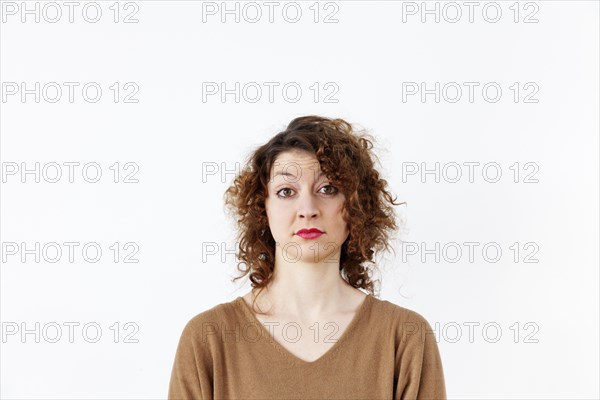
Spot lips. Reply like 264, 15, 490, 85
296, 228, 323, 235
296, 228, 324, 239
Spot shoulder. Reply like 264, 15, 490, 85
370, 296, 436, 344
371, 295, 433, 324
376, 298, 448, 398
177, 298, 241, 341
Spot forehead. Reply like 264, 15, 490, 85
270, 151, 324, 181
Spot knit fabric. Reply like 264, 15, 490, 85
168, 294, 446, 399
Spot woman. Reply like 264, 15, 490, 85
168, 115, 447, 399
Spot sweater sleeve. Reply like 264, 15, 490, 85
168, 316, 213, 400
395, 313, 447, 400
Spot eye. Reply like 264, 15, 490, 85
276, 188, 294, 198
320, 184, 338, 195
275, 184, 338, 199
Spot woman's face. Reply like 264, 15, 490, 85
265, 150, 349, 264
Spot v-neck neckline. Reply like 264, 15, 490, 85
235, 293, 372, 367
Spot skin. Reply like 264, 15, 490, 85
242, 149, 366, 325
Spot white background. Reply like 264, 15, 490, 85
1, 1, 598, 399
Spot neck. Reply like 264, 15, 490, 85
252, 260, 356, 319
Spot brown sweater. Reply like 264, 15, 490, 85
168, 294, 447, 400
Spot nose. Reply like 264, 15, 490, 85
297, 191, 319, 219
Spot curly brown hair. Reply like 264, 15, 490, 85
223, 115, 404, 312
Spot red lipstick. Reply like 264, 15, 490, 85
296, 228, 323, 239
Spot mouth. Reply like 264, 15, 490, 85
296, 228, 324, 239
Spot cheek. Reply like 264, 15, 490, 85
264, 200, 289, 226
